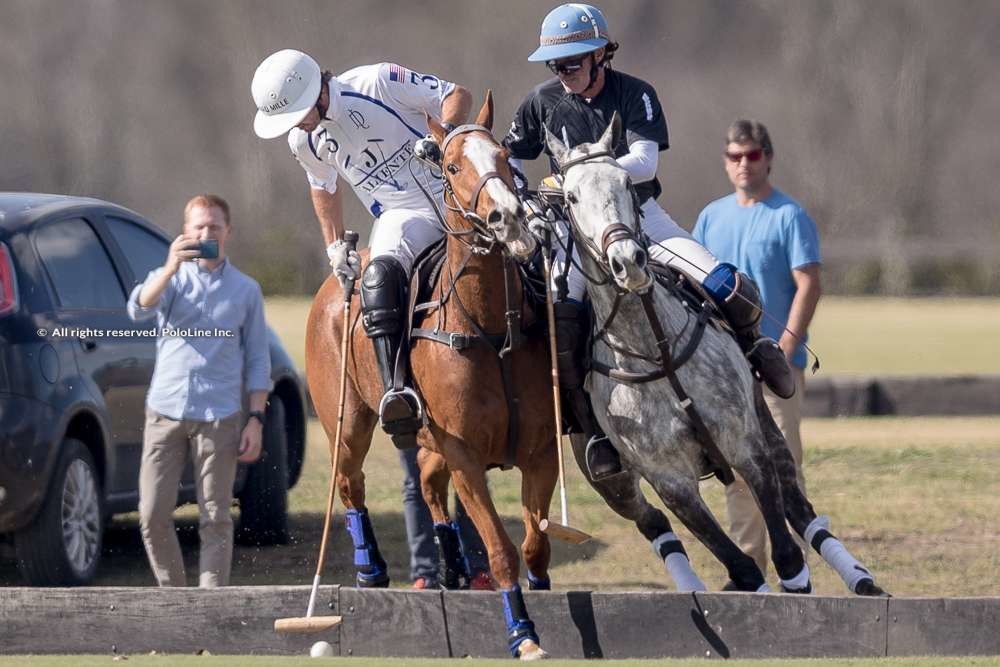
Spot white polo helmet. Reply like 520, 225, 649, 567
251, 49, 322, 139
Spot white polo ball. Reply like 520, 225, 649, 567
310, 640, 334, 657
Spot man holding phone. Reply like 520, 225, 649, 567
127, 194, 271, 587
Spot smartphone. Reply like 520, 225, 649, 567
195, 239, 219, 259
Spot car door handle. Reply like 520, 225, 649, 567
79, 337, 98, 351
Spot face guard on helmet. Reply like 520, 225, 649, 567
251, 49, 322, 139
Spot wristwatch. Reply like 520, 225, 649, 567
248, 410, 266, 426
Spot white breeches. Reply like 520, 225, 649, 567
552, 199, 720, 301
368, 208, 445, 277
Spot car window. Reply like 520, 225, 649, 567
104, 216, 168, 286
34, 218, 125, 310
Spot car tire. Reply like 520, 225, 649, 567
236, 398, 289, 546
14, 438, 104, 586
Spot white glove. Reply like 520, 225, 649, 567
326, 240, 361, 287
525, 199, 556, 241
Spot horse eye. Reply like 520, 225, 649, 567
446, 163, 460, 174
565, 191, 578, 204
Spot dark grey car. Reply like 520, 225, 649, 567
0, 193, 307, 586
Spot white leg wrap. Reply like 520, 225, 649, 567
803, 515, 830, 545
652, 532, 707, 592
805, 515, 872, 592
779, 563, 811, 591
756, 582, 772, 593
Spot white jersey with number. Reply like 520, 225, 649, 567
288, 63, 454, 219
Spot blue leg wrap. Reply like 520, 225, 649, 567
501, 584, 539, 657
345, 509, 389, 587
703, 262, 738, 303
527, 570, 551, 590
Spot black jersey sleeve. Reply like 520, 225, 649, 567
621, 77, 669, 151
503, 92, 545, 160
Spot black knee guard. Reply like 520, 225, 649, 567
360, 256, 423, 445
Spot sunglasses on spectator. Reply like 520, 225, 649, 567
547, 55, 588, 75
725, 148, 765, 163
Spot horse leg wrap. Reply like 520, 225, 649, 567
652, 532, 706, 592
805, 515, 873, 593
501, 585, 539, 657
527, 571, 551, 590
434, 522, 470, 589
779, 563, 812, 593
345, 509, 390, 588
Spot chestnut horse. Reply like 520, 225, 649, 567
306, 93, 557, 660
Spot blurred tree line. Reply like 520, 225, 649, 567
1, 0, 997, 295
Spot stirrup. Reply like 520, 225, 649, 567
378, 387, 425, 449
746, 338, 796, 399
585, 434, 626, 482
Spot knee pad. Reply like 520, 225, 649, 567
705, 264, 762, 333
360, 256, 408, 338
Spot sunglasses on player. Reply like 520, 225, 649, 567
547, 55, 589, 76
725, 148, 765, 163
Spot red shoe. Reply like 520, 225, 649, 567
412, 577, 437, 590
469, 570, 495, 591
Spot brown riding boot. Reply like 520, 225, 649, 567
714, 271, 796, 399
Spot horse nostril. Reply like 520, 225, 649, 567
633, 248, 647, 269
487, 210, 502, 226
610, 256, 625, 276
514, 204, 525, 219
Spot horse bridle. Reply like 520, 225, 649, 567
435, 123, 518, 254
551, 149, 647, 286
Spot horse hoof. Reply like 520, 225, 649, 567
779, 581, 813, 594
517, 639, 549, 661
356, 570, 390, 588
855, 579, 891, 597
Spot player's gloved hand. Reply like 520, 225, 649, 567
413, 135, 442, 165
327, 239, 361, 288
524, 199, 555, 242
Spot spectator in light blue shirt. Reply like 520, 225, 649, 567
693, 120, 821, 583
127, 194, 271, 587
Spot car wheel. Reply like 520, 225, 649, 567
236, 398, 289, 546
14, 438, 104, 585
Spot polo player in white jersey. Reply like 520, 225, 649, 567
252, 50, 471, 448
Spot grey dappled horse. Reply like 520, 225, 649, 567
543, 115, 887, 596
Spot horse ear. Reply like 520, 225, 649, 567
598, 111, 622, 153
544, 126, 570, 165
476, 90, 494, 130
426, 112, 447, 144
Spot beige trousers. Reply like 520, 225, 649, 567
138, 408, 242, 587
724, 368, 808, 576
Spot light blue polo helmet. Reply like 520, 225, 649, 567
528, 4, 611, 62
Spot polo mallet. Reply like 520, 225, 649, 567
274, 230, 360, 634
537, 228, 592, 545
